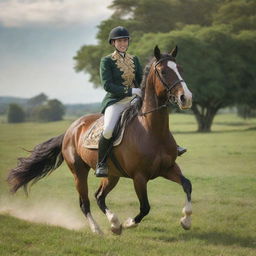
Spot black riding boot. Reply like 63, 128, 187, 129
177, 145, 187, 156
95, 135, 112, 177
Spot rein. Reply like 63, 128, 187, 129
139, 57, 183, 116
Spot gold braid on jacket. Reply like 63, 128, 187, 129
111, 51, 135, 88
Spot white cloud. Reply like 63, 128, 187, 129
0, 0, 113, 27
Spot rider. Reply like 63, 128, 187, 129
95, 26, 186, 178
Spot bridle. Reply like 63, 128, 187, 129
154, 56, 184, 93
140, 56, 184, 116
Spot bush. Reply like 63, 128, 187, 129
7, 104, 25, 123
33, 99, 65, 122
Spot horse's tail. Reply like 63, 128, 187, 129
7, 133, 65, 194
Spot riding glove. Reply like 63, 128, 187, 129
132, 88, 142, 98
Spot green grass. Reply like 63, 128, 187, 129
0, 114, 255, 256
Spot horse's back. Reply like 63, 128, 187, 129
63, 113, 102, 153
66, 113, 101, 136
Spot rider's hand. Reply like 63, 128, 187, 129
132, 88, 142, 98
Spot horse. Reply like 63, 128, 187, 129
7, 45, 193, 235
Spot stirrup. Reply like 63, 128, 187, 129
95, 162, 108, 177
177, 146, 187, 156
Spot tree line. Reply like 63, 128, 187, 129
7, 93, 65, 123
74, 0, 256, 132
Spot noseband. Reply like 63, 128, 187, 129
139, 57, 184, 116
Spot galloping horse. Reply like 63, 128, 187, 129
8, 46, 193, 235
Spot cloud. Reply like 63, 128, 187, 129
0, 0, 113, 27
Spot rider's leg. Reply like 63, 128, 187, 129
95, 99, 131, 177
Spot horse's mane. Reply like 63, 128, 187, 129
120, 57, 155, 124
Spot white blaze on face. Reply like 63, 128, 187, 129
167, 61, 192, 107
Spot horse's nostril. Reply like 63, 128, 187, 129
180, 95, 186, 103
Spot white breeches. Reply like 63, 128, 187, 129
103, 96, 134, 139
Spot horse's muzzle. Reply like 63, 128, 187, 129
178, 94, 192, 110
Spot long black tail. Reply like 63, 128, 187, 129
7, 134, 65, 193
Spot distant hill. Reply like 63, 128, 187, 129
0, 96, 28, 114
0, 96, 100, 116
0, 96, 28, 104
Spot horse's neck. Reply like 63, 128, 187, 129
140, 76, 170, 137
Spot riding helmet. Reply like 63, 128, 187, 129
108, 26, 130, 44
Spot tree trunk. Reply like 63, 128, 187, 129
192, 104, 219, 132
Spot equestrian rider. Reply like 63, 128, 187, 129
95, 26, 186, 178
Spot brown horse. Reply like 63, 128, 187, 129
8, 46, 193, 235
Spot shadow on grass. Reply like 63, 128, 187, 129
173, 127, 256, 135
183, 231, 255, 248
154, 230, 255, 248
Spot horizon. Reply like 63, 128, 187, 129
0, 94, 101, 105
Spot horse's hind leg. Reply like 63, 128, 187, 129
68, 159, 103, 235
95, 176, 122, 235
161, 163, 192, 230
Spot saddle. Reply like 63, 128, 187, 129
83, 109, 128, 149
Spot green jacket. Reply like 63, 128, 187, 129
100, 50, 143, 113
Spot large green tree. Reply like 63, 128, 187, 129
129, 25, 249, 132
74, 0, 256, 132
74, 0, 221, 86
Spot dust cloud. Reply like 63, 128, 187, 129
0, 197, 86, 230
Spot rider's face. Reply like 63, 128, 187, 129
112, 38, 129, 53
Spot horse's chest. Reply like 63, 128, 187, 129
150, 146, 176, 171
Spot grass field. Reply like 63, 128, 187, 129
0, 113, 255, 256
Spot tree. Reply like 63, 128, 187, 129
34, 99, 65, 122
27, 93, 48, 108
128, 25, 245, 132
47, 99, 65, 121
74, 0, 221, 87
73, 0, 256, 132
26, 93, 48, 120
7, 104, 25, 123
213, 0, 256, 32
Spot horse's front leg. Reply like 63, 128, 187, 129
95, 176, 122, 235
123, 174, 150, 229
162, 163, 192, 230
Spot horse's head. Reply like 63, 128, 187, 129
152, 45, 192, 110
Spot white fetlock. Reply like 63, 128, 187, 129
91, 225, 104, 235
106, 210, 122, 235
87, 213, 103, 235
180, 216, 191, 230
122, 218, 138, 229
182, 202, 192, 216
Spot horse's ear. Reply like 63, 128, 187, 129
170, 45, 178, 58
154, 45, 161, 60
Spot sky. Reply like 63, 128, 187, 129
0, 0, 113, 104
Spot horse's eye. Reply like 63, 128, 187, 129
161, 70, 167, 75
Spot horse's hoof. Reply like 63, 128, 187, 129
122, 218, 138, 229
111, 225, 122, 235
180, 216, 191, 230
